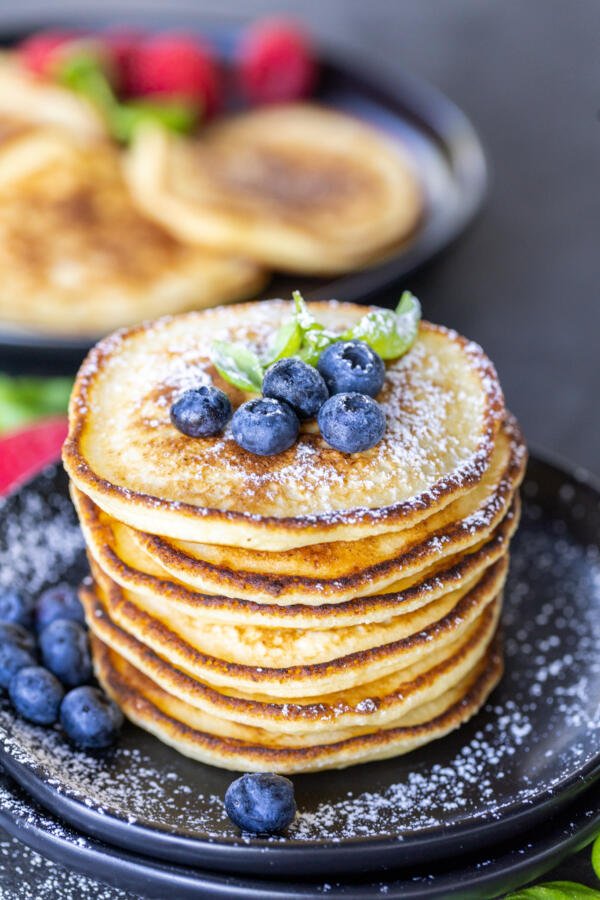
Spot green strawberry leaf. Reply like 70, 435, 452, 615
504, 882, 600, 899
0, 376, 72, 434
211, 341, 263, 392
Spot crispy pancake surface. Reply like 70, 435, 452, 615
93, 634, 503, 772
125, 104, 423, 275
63, 301, 505, 548
0, 125, 264, 336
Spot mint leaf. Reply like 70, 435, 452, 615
504, 882, 600, 899
292, 290, 320, 333
262, 319, 302, 368
297, 327, 337, 366
0, 376, 72, 434
211, 341, 263, 392
593, 835, 600, 882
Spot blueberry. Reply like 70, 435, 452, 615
225, 773, 296, 834
317, 340, 385, 397
318, 392, 386, 453
36, 584, 85, 633
0, 641, 36, 689
9, 666, 64, 725
39, 619, 92, 688
231, 398, 299, 456
171, 386, 232, 438
0, 590, 33, 628
262, 358, 329, 421
60, 686, 123, 750
0, 622, 36, 653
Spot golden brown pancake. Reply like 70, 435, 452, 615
125, 104, 423, 275
63, 302, 507, 548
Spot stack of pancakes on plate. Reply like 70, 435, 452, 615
63, 299, 526, 772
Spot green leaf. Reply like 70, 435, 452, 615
297, 328, 338, 367
504, 881, 600, 899
592, 835, 600, 882
262, 319, 302, 368
211, 341, 263, 392
0, 376, 72, 434
110, 99, 199, 144
292, 290, 320, 333
343, 291, 421, 360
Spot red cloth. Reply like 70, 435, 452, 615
0, 418, 68, 495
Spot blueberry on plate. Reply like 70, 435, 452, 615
39, 619, 92, 688
0, 590, 33, 628
262, 358, 329, 420
9, 665, 64, 726
231, 398, 299, 456
36, 584, 85, 633
225, 773, 296, 835
0, 641, 36, 689
317, 340, 385, 397
0, 622, 36, 653
60, 686, 123, 750
171, 386, 232, 438
318, 392, 386, 454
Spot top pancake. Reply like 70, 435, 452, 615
125, 104, 423, 275
64, 300, 505, 550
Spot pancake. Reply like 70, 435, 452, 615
74, 486, 519, 627
113, 419, 524, 603
63, 301, 506, 549
0, 54, 105, 139
124, 104, 423, 275
93, 634, 503, 772
0, 133, 266, 336
83, 583, 500, 734
83, 558, 506, 696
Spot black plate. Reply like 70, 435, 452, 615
0, 454, 599, 879
0, 764, 599, 899
0, 3, 487, 374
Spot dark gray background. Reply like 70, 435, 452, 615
0, 0, 598, 895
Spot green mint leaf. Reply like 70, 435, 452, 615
262, 319, 303, 368
0, 376, 72, 433
297, 328, 337, 367
344, 308, 403, 359
211, 341, 263, 392
111, 100, 199, 144
592, 835, 600, 882
292, 290, 320, 333
504, 882, 600, 899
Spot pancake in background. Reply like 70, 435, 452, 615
0, 134, 266, 336
63, 302, 506, 549
0, 53, 105, 139
124, 104, 423, 275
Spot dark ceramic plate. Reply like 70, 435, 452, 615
0, 3, 487, 374
0, 764, 599, 899
0, 454, 599, 879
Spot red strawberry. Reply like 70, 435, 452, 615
104, 29, 144, 95
237, 18, 317, 105
18, 30, 82, 78
0, 418, 67, 496
127, 34, 222, 117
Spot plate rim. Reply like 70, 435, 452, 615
0, 765, 598, 900
0, 452, 599, 876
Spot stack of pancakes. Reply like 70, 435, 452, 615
63, 300, 527, 773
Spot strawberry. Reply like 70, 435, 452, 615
18, 30, 82, 78
126, 34, 222, 118
103, 29, 144, 95
237, 18, 317, 105
0, 418, 67, 495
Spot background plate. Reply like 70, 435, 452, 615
0, 455, 599, 877
0, 764, 598, 899
0, 3, 486, 374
